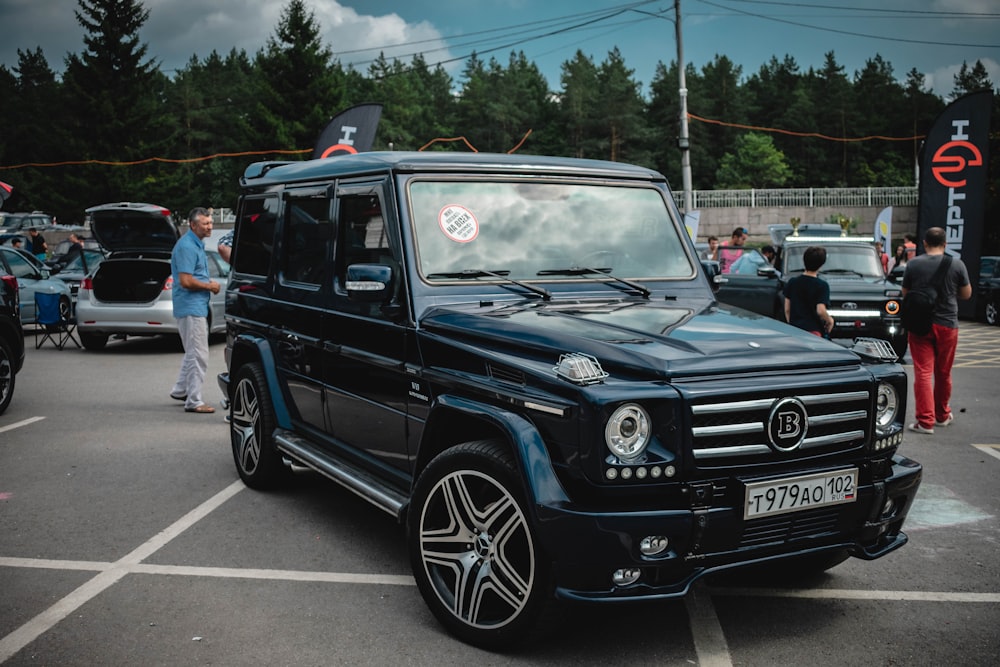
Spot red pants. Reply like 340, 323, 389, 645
908, 323, 959, 429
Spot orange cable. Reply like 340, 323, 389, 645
0, 148, 312, 170
687, 112, 926, 143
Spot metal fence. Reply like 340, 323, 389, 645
675, 186, 918, 209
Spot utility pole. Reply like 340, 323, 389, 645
675, 0, 693, 213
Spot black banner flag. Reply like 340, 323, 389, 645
311, 104, 383, 159
916, 90, 992, 317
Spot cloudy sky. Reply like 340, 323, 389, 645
0, 0, 997, 97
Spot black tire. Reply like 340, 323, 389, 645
80, 332, 108, 350
0, 336, 15, 415
230, 362, 291, 489
986, 297, 999, 326
891, 333, 908, 359
58, 295, 72, 321
408, 440, 552, 650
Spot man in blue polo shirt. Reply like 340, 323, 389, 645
169, 207, 220, 413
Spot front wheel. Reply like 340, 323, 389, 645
230, 362, 291, 489
408, 440, 552, 650
891, 333, 908, 359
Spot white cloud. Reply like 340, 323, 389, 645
926, 57, 1000, 97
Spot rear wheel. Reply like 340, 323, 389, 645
986, 298, 998, 326
230, 362, 291, 489
80, 332, 108, 350
408, 440, 552, 650
0, 337, 15, 415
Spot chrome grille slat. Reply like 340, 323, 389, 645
690, 387, 871, 465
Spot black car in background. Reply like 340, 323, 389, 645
977, 255, 1000, 325
715, 225, 906, 357
0, 270, 25, 414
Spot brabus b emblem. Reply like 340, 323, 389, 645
767, 397, 809, 452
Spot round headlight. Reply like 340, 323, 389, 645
605, 404, 651, 461
875, 382, 899, 434
885, 300, 900, 315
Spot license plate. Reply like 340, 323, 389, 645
744, 468, 857, 520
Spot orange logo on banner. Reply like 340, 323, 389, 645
931, 140, 983, 188
320, 144, 359, 158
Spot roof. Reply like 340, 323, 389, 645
241, 151, 665, 188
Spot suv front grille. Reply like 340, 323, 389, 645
691, 388, 869, 467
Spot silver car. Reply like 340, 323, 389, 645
0, 245, 74, 325
75, 202, 229, 350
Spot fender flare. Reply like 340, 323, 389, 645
428, 394, 570, 507
230, 333, 293, 429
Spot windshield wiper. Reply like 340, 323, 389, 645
821, 268, 866, 278
426, 269, 551, 300
536, 267, 651, 298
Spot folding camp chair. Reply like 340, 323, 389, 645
34, 291, 81, 350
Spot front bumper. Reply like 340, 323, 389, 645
536, 454, 921, 602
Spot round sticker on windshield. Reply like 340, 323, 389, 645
438, 205, 479, 243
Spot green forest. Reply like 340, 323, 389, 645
1, 0, 997, 225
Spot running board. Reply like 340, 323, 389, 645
274, 429, 407, 521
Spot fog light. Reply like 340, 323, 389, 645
640, 536, 668, 556
612, 568, 641, 586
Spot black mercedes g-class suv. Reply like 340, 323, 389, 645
218, 152, 921, 648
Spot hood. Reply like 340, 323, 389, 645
88, 203, 178, 251
420, 299, 862, 380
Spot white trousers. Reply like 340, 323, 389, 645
171, 315, 209, 409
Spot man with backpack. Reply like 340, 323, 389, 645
901, 227, 971, 434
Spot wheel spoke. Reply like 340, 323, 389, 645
419, 468, 534, 629
232, 379, 260, 472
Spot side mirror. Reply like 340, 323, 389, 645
757, 266, 779, 279
701, 260, 723, 293
346, 263, 393, 302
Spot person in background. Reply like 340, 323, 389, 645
10, 238, 23, 250
718, 227, 748, 274
875, 240, 889, 274
761, 245, 777, 266
784, 246, 834, 337
903, 233, 917, 261
169, 207, 221, 414
902, 227, 971, 434
216, 229, 234, 263
887, 244, 907, 273
28, 227, 47, 261
700, 235, 719, 261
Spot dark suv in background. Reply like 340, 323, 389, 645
218, 152, 921, 648
0, 271, 25, 414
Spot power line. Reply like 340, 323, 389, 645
697, 0, 1000, 49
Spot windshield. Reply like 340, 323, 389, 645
783, 244, 884, 278
408, 180, 694, 283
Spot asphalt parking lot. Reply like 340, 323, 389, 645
1, 324, 999, 666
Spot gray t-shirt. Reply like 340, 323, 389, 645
902, 252, 970, 328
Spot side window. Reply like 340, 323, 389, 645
335, 193, 390, 287
280, 191, 333, 286
232, 196, 279, 277
3, 249, 37, 280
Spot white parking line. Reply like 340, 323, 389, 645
973, 444, 1000, 463
685, 582, 733, 667
0, 416, 46, 435
0, 479, 245, 663
708, 587, 1000, 603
